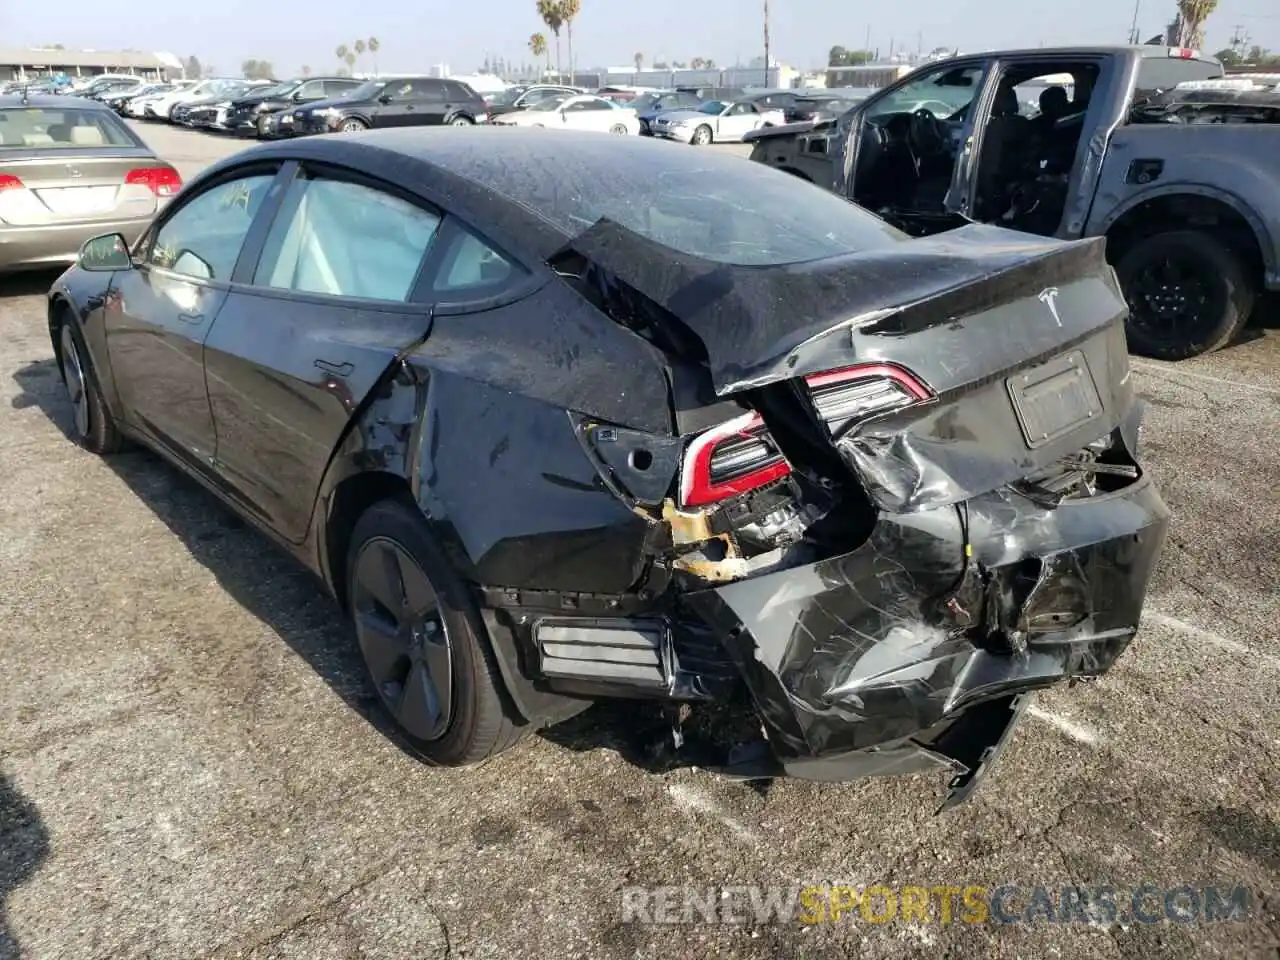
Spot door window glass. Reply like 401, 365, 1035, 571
871, 65, 986, 119
295, 80, 326, 100
253, 176, 441, 301
408, 80, 447, 101
148, 173, 275, 281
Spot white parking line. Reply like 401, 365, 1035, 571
1025, 705, 1103, 747
1130, 360, 1280, 395
1143, 611, 1280, 670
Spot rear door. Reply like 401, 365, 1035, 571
406, 80, 451, 125
105, 163, 285, 472
0, 107, 163, 227
201, 163, 447, 541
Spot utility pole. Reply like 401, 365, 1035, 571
865, 23, 871, 59
763, 0, 771, 86
1128, 0, 1141, 44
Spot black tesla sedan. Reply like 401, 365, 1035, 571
47, 129, 1169, 805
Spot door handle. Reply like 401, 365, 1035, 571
177, 312, 204, 324
315, 358, 354, 376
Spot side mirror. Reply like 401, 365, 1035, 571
77, 233, 132, 272
292, 91, 306, 101
377, 94, 393, 104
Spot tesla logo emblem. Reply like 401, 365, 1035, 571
65, 165, 82, 178
1039, 286, 1063, 327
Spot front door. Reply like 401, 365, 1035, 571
369, 80, 417, 128
201, 165, 446, 541
838, 59, 995, 236
716, 102, 760, 141
105, 167, 282, 469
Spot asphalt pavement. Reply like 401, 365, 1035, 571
0, 121, 1277, 960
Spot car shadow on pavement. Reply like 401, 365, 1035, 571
0, 269, 66, 300
0, 772, 50, 960
11, 357, 765, 780
10, 357, 431, 764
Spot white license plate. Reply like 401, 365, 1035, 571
38, 186, 117, 216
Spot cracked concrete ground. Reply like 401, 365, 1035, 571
1, 123, 1278, 960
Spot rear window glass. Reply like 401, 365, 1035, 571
477, 146, 905, 265
0, 108, 136, 149
1134, 58, 1222, 97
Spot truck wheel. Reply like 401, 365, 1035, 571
1115, 229, 1255, 361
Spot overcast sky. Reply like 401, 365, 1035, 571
6, 0, 1278, 75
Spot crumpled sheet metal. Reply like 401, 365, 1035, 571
556, 217, 1121, 397
831, 320, 1133, 514
682, 471, 1170, 764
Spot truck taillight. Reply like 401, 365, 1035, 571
125, 166, 182, 197
677, 363, 932, 509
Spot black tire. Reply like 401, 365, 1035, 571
346, 499, 526, 765
691, 124, 713, 146
1114, 229, 1255, 361
56, 315, 123, 455
450, 115, 474, 126
340, 117, 368, 133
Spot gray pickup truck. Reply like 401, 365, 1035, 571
746, 46, 1280, 359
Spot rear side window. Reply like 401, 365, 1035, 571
409, 80, 447, 101
1134, 57, 1222, 97
433, 226, 525, 295
254, 176, 442, 301
0, 107, 135, 149
446, 81, 478, 100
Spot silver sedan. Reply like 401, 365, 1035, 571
0, 93, 181, 273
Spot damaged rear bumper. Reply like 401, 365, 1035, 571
680, 471, 1169, 800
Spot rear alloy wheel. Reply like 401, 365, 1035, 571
57, 319, 122, 455
451, 116, 474, 126
1115, 229, 1255, 361
340, 117, 368, 133
609, 123, 629, 135
691, 124, 713, 146
346, 499, 526, 765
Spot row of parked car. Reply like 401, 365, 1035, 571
73, 72, 865, 146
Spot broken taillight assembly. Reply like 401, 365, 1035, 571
678, 363, 933, 508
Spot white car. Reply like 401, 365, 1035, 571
490, 94, 640, 135
650, 100, 786, 145
145, 78, 244, 121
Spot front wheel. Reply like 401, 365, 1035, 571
1114, 229, 1255, 361
691, 124, 713, 146
57, 318, 123, 455
346, 499, 526, 765
340, 117, 368, 133
609, 123, 629, 135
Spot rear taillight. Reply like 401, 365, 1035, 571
679, 411, 790, 507
805, 364, 932, 435
0, 174, 24, 191
125, 166, 182, 197
678, 363, 933, 508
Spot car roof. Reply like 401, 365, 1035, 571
943, 44, 1220, 63
0, 93, 111, 110
215, 127, 781, 260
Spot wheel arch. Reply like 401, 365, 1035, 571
1099, 188, 1270, 287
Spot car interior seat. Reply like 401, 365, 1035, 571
972, 85, 1031, 221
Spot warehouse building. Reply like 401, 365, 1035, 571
0, 47, 182, 83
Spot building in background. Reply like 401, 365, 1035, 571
0, 47, 181, 82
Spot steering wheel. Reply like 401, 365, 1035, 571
907, 108, 947, 156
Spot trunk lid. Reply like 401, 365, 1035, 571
555, 219, 1132, 513
0, 150, 160, 225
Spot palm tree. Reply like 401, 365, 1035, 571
560, 0, 581, 85
536, 0, 565, 81
368, 37, 380, 75
336, 44, 349, 70
530, 33, 549, 78
354, 38, 366, 71
344, 51, 357, 73
1176, 0, 1218, 48
301, 64, 312, 77
633, 51, 643, 72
